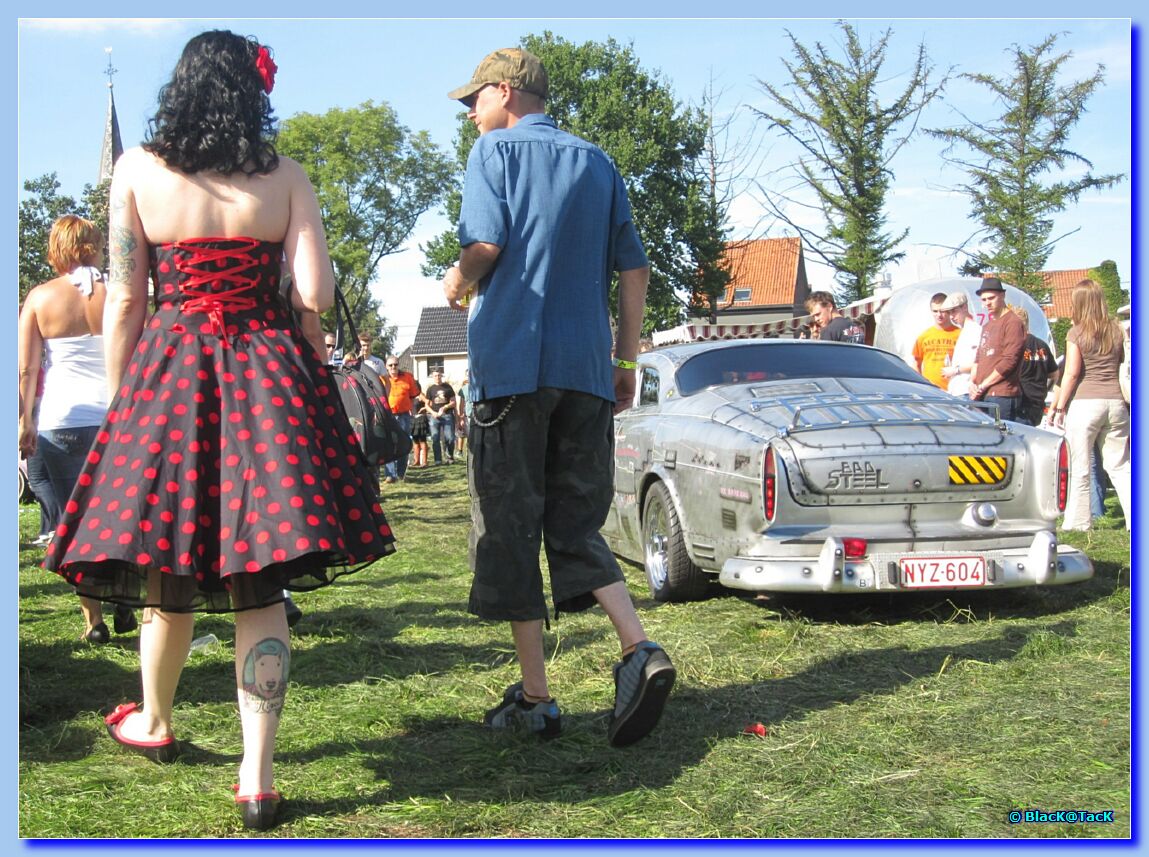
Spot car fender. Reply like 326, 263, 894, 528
635, 466, 706, 567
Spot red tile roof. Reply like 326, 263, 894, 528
1039, 270, 1092, 319
993, 269, 1091, 319
720, 238, 803, 308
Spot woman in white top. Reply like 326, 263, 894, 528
18, 215, 136, 643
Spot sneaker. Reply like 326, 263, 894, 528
608, 641, 676, 747
483, 682, 562, 738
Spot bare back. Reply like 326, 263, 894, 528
128, 149, 295, 244
24, 275, 106, 340
110, 147, 333, 314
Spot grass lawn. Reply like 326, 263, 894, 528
19, 464, 1131, 839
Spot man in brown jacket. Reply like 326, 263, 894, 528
969, 277, 1026, 421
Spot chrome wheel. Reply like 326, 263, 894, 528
643, 491, 670, 595
640, 480, 710, 602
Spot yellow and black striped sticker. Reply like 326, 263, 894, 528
948, 455, 1009, 485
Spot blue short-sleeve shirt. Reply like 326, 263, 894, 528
457, 114, 648, 402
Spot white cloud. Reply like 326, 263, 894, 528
1068, 38, 1132, 85
889, 185, 963, 201
19, 18, 182, 36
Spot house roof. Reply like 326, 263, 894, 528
1038, 269, 1091, 319
720, 237, 803, 308
411, 305, 468, 357
993, 269, 1091, 319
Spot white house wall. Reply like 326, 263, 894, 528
412, 355, 469, 388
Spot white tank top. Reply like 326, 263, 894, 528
37, 335, 109, 430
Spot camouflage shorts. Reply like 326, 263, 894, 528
467, 387, 624, 622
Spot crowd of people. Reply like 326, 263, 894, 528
906, 276, 1130, 532
18, 33, 675, 831
317, 331, 469, 480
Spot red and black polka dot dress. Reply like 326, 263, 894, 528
43, 237, 396, 612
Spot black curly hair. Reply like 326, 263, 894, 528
143, 30, 279, 176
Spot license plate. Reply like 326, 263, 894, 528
900, 556, 986, 588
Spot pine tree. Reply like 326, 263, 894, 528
753, 21, 945, 302
928, 33, 1125, 297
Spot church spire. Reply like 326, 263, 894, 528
99, 47, 123, 184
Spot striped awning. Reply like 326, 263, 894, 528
653, 293, 890, 346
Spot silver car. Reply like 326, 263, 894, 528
602, 339, 1092, 601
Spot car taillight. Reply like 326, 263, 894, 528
764, 446, 777, 524
1057, 439, 1069, 512
843, 537, 868, 559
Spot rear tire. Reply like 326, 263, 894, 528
641, 481, 710, 602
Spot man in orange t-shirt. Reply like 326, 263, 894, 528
911, 292, 961, 388
382, 356, 421, 482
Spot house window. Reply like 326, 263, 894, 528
427, 357, 445, 375
733, 288, 752, 303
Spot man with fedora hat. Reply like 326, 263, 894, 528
441, 47, 675, 747
969, 276, 1026, 420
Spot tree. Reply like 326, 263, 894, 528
1088, 260, 1127, 314
1047, 261, 1124, 357
685, 74, 763, 323
422, 33, 717, 333
19, 174, 110, 305
420, 122, 476, 277
277, 102, 455, 344
753, 21, 946, 303
928, 33, 1125, 297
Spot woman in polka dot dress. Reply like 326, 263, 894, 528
42, 30, 395, 830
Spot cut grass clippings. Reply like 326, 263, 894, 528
19, 465, 1131, 838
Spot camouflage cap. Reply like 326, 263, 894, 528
447, 47, 549, 102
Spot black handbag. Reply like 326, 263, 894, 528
329, 286, 412, 467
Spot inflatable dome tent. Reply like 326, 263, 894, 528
873, 277, 1054, 368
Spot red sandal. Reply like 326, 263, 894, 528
104, 703, 180, 764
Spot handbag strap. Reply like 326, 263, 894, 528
332, 283, 361, 358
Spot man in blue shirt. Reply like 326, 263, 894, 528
443, 47, 675, 747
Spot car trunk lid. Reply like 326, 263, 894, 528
711, 381, 1021, 505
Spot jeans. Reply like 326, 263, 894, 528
1063, 398, 1130, 530
982, 395, 1023, 422
26, 444, 57, 536
37, 426, 100, 532
1090, 443, 1109, 518
383, 411, 414, 480
430, 414, 456, 463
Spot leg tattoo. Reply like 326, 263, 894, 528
241, 638, 290, 716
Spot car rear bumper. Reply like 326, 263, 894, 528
718, 532, 1093, 593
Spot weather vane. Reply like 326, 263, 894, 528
104, 47, 116, 89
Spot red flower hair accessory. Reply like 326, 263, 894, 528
255, 45, 277, 94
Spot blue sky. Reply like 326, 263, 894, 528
15, 15, 1134, 351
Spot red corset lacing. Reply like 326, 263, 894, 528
174, 238, 261, 345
